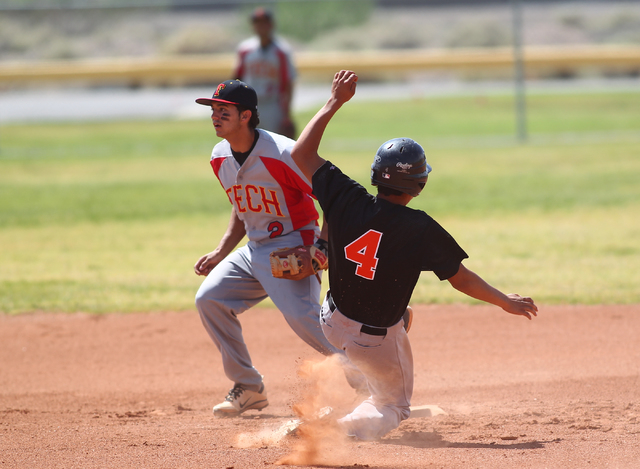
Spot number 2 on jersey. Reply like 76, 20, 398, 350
344, 229, 383, 280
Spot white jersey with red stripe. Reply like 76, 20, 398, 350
233, 37, 296, 134
234, 36, 296, 107
210, 129, 319, 245
195, 128, 343, 400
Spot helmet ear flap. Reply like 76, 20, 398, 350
371, 138, 431, 197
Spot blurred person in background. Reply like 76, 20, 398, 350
233, 7, 297, 139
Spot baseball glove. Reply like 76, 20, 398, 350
269, 243, 328, 281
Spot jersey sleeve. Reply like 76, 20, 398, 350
418, 217, 469, 280
312, 161, 367, 221
233, 50, 247, 80
274, 37, 296, 82
233, 37, 256, 80
278, 146, 313, 193
255, 133, 314, 195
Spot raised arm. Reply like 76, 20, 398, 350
290, 70, 358, 181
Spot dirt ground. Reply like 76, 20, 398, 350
1, 303, 639, 468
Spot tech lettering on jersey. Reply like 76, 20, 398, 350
208, 129, 319, 243
225, 184, 284, 216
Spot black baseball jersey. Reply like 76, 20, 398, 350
313, 161, 469, 328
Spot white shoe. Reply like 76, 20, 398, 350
213, 383, 269, 418
403, 306, 413, 333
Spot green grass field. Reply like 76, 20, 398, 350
1, 91, 639, 314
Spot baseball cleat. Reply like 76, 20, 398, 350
213, 383, 269, 418
403, 306, 413, 333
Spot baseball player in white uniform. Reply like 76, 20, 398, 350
233, 7, 296, 138
193, 79, 362, 418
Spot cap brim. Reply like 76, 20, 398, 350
195, 97, 239, 106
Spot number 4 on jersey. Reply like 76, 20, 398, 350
344, 229, 383, 280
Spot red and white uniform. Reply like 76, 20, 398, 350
210, 129, 317, 244
233, 37, 296, 134
195, 129, 339, 393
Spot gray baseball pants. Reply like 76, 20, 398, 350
195, 233, 340, 393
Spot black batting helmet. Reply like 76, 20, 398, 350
370, 138, 432, 197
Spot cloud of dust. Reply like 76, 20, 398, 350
236, 426, 291, 448
276, 355, 358, 466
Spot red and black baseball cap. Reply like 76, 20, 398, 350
195, 80, 258, 111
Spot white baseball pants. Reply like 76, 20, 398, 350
320, 296, 413, 440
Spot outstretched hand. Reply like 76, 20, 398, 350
502, 294, 538, 320
330, 70, 358, 106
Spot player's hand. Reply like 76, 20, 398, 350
502, 294, 538, 320
331, 70, 358, 105
194, 251, 223, 276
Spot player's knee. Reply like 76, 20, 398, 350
194, 287, 212, 311
194, 287, 228, 320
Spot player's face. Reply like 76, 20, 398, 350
210, 103, 243, 138
252, 17, 273, 39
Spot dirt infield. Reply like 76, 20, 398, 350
2, 304, 639, 468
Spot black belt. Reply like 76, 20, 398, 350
326, 292, 387, 337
